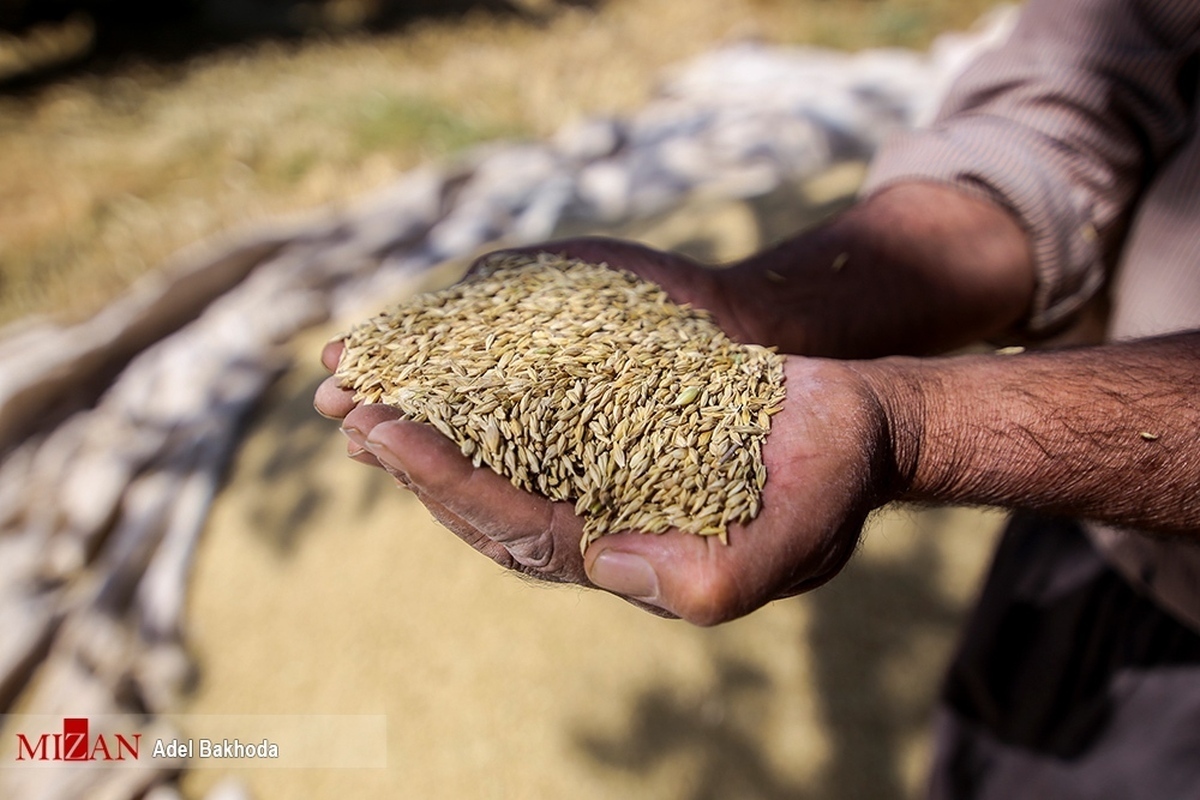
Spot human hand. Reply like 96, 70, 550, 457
725, 183, 1035, 357
316, 339, 891, 625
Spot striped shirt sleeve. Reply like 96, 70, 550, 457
862, 0, 1200, 334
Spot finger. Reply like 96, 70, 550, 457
408, 488, 524, 572
360, 445, 525, 571
359, 414, 815, 619
321, 339, 344, 372
315, 375, 359, 420
583, 525, 838, 626
364, 419, 588, 582
581, 529, 753, 625
377, 449, 659, 594
340, 403, 407, 467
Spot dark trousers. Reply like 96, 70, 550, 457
930, 514, 1200, 799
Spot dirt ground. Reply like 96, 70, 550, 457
177, 168, 1006, 799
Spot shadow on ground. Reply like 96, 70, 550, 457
572, 516, 977, 800
576, 656, 808, 800
807, 525, 966, 799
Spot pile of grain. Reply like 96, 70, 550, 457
335, 252, 786, 548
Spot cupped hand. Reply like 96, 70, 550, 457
316, 333, 889, 625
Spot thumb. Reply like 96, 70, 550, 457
584, 546, 663, 607
583, 530, 760, 626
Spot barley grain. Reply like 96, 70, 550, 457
335, 253, 786, 547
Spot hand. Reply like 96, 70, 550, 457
316, 340, 891, 625
725, 184, 1035, 357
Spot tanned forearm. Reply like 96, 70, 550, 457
722, 182, 1036, 358
855, 332, 1200, 536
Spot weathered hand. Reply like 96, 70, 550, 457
316, 339, 890, 625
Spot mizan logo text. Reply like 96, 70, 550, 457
15, 718, 140, 762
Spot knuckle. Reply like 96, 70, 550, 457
504, 514, 585, 584
493, 501, 558, 571
674, 569, 746, 627
504, 532, 555, 571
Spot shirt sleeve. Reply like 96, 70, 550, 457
862, 0, 1200, 333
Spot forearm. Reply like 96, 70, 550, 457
722, 182, 1035, 358
858, 331, 1200, 536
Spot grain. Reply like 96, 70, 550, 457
335, 252, 786, 549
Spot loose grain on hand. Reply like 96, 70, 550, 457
335, 253, 786, 549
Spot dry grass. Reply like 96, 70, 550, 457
0, 0, 1000, 327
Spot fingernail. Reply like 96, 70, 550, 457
341, 425, 365, 446
590, 551, 660, 602
364, 435, 404, 471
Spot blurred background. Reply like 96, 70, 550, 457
1, 0, 999, 326
0, 1, 1007, 798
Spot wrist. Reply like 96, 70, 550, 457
842, 356, 931, 505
